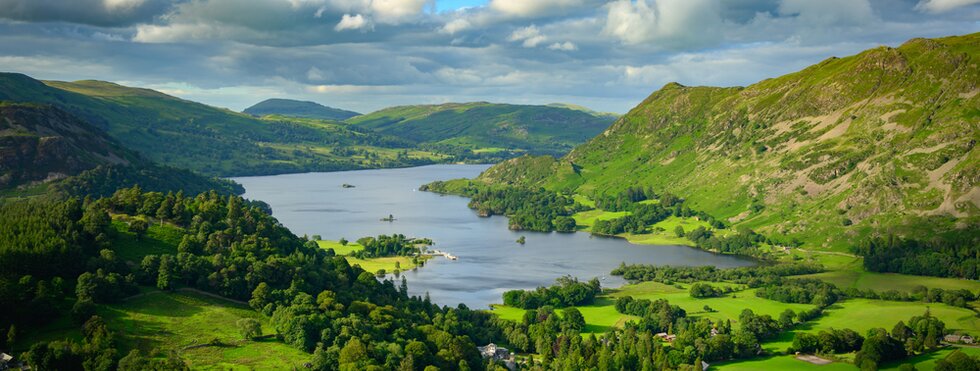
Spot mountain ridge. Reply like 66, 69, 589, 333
476, 33, 980, 250
244, 98, 361, 120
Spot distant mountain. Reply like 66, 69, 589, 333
347, 102, 616, 156
244, 98, 360, 120
546, 103, 620, 120
478, 33, 979, 250
0, 103, 240, 197
0, 74, 430, 176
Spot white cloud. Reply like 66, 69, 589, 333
603, 0, 723, 47
490, 0, 588, 17
103, 0, 145, 11
915, 0, 980, 12
548, 41, 577, 51
370, 0, 431, 23
508, 25, 547, 47
307, 66, 326, 81
335, 13, 372, 31
440, 18, 471, 34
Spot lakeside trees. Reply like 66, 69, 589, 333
502, 276, 602, 309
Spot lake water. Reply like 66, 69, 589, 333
233, 165, 755, 309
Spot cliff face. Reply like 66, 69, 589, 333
0, 103, 136, 188
479, 33, 980, 250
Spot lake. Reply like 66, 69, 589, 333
233, 165, 755, 309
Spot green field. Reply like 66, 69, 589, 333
712, 354, 857, 371
110, 220, 181, 262
762, 299, 980, 352
26, 290, 310, 369
491, 281, 814, 337
317, 239, 426, 273
797, 270, 980, 293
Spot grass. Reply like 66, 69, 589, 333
763, 298, 980, 353
316, 240, 364, 255
796, 270, 980, 293
110, 220, 181, 262
490, 281, 814, 337
316, 239, 424, 274
24, 290, 310, 369
712, 354, 857, 371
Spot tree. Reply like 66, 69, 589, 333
236, 318, 262, 340
128, 219, 149, 240
6, 325, 15, 347
563, 307, 586, 332
517, 236, 526, 244
339, 238, 348, 246
339, 338, 369, 368
674, 226, 685, 237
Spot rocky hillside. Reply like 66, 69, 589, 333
479, 33, 979, 250
0, 103, 240, 197
347, 102, 616, 156
244, 98, 360, 120
0, 103, 136, 188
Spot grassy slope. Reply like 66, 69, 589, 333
347, 102, 615, 156
477, 33, 980, 252
26, 290, 310, 369
0, 74, 441, 177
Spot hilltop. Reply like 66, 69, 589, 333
475, 33, 980, 251
347, 102, 616, 157
244, 98, 360, 120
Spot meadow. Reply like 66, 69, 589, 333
316, 239, 425, 273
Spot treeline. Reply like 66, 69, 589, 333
350, 234, 432, 259
1, 186, 505, 370
611, 262, 824, 286
52, 164, 244, 198
755, 278, 841, 306
591, 201, 725, 236
421, 181, 579, 232
502, 276, 601, 309
855, 236, 979, 279
792, 311, 947, 370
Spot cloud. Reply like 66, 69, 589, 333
0, 0, 171, 26
777, 0, 875, 25
370, 0, 432, 23
489, 0, 591, 18
915, 0, 980, 12
508, 25, 547, 47
548, 41, 577, 51
440, 18, 471, 34
335, 13, 372, 31
603, 0, 723, 47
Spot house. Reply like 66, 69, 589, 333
945, 334, 962, 343
477, 343, 516, 370
701, 361, 710, 371
710, 328, 719, 337
963, 335, 975, 344
655, 332, 677, 342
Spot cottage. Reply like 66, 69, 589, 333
945, 334, 962, 343
477, 343, 516, 370
963, 335, 975, 344
654, 332, 677, 342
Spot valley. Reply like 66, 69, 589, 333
0, 17, 976, 371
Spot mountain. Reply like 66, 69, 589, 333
476, 33, 980, 250
0, 73, 436, 176
0, 103, 241, 197
346, 102, 616, 156
244, 98, 360, 120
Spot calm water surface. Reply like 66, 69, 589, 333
233, 165, 755, 309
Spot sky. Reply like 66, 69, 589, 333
0, 0, 978, 114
